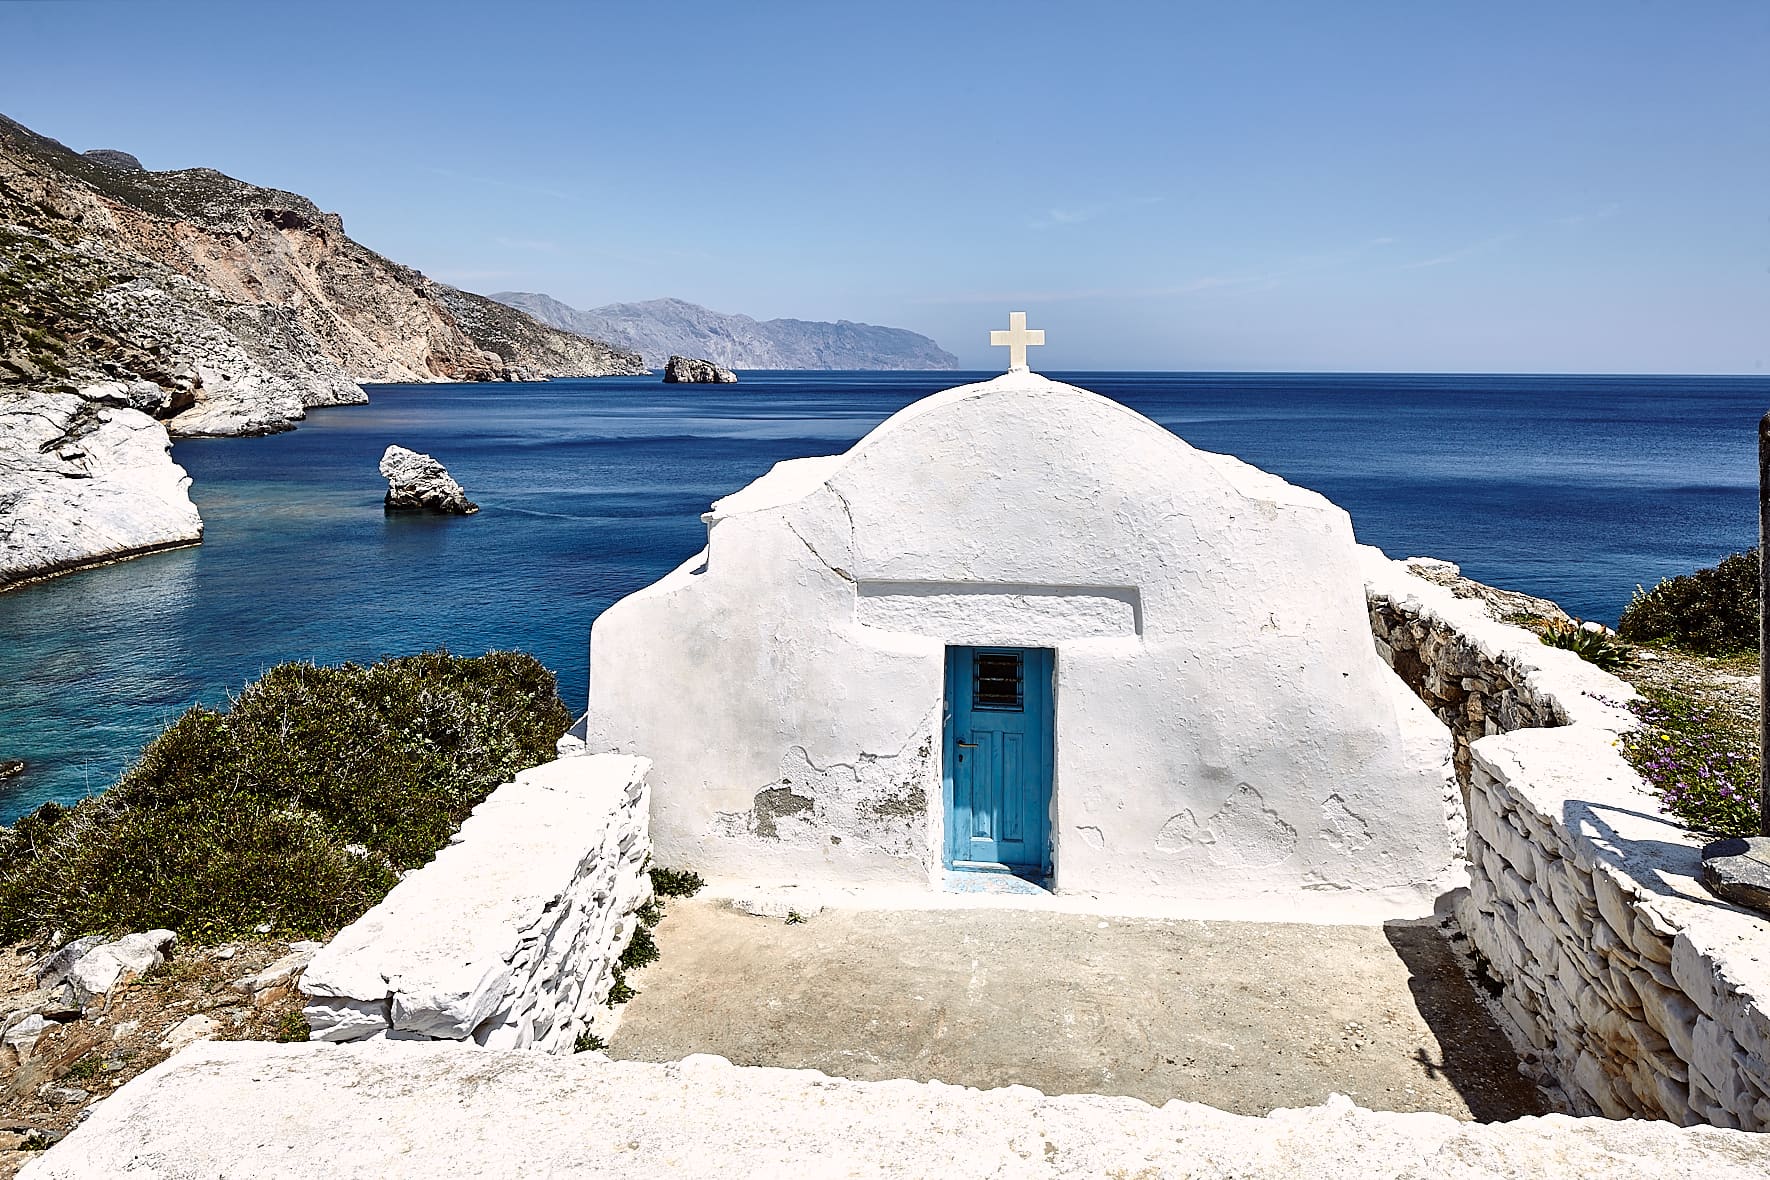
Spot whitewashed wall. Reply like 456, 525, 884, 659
586, 372, 1459, 916
1366, 555, 1770, 1130
302, 755, 651, 1054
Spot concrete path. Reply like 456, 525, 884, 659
608, 900, 1548, 1121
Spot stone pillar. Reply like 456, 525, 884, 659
1759, 413, 1770, 836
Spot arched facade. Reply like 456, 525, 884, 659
585, 372, 1458, 916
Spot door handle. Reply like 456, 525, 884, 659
956, 740, 978, 748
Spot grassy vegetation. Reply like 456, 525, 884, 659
1537, 618, 1637, 671
1619, 548, 1757, 656
1621, 686, 1759, 839
603, 868, 704, 1010
0, 650, 571, 945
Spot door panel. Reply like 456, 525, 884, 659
944, 646, 1052, 875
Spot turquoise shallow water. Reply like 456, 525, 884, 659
2, 369, 1766, 822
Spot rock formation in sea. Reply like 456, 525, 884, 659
493, 293, 959, 371
379, 446, 478, 516
0, 389, 203, 588
662, 355, 738, 384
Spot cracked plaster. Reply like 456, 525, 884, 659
583, 371, 1460, 914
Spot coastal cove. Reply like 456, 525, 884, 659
1, 369, 1764, 822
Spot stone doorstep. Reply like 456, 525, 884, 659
19, 1041, 1770, 1180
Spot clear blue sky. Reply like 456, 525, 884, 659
4, 0, 1767, 371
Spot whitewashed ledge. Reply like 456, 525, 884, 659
301, 754, 651, 1053
23, 1041, 1770, 1179
1363, 552, 1770, 1130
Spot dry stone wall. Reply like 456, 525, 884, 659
301, 755, 651, 1054
1364, 552, 1770, 1130
1367, 556, 1573, 789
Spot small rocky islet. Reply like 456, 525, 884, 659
661, 354, 737, 384
379, 446, 478, 516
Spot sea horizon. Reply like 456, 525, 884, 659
3, 368, 1766, 823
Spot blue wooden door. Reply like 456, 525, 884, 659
944, 646, 1053, 876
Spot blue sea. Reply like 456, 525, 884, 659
2, 370, 1765, 823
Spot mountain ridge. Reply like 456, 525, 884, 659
493, 292, 958, 371
0, 111, 645, 438
0, 111, 644, 588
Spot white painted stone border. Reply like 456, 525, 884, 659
301, 754, 651, 1053
1364, 552, 1770, 1129
22, 1040, 1770, 1179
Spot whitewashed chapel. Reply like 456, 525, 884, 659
584, 316, 1458, 912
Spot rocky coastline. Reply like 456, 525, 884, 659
0, 111, 644, 588
0, 391, 203, 590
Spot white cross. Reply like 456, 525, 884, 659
989, 311, 1045, 371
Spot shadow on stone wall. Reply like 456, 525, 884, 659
1381, 919, 1554, 1122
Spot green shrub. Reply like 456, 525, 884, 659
0, 649, 570, 944
649, 867, 705, 898
1618, 549, 1758, 655
619, 925, 659, 972
1537, 619, 1636, 671
273, 1011, 312, 1043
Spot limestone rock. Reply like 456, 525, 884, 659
34, 936, 106, 990
157, 1013, 217, 1054
0, 760, 22, 779
65, 930, 177, 1006
0, 111, 637, 394
1701, 837, 1770, 914
726, 890, 823, 922
662, 355, 738, 384
230, 942, 320, 994
1401, 558, 1571, 624
80, 148, 143, 171
2, 1015, 53, 1064
37, 1084, 89, 1107
379, 446, 478, 515
0, 391, 204, 588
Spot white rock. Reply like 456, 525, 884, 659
0, 393, 203, 587
157, 1013, 217, 1054
727, 894, 823, 922
66, 930, 177, 1005
230, 945, 320, 994
379, 445, 478, 515
3, 1014, 54, 1063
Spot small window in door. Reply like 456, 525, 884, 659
973, 651, 1024, 710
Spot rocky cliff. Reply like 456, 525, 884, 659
0, 111, 644, 440
0, 391, 203, 588
0, 111, 642, 586
493, 294, 958, 371
433, 287, 645, 381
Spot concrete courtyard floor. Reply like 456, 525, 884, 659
607, 899, 1550, 1121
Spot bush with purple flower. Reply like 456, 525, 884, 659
1622, 688, 1758, 838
